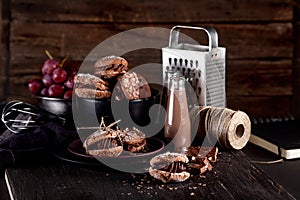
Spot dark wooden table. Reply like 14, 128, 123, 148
4, 149, 295, 200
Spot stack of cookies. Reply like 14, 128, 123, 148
119, 127, 147, 153
74, 55, 152, 100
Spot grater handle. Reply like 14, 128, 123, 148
169, 25, 218, 51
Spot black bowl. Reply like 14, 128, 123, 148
73, 89, 162, 129
36, 96, 72, 116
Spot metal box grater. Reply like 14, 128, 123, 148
162, 25, 226, 107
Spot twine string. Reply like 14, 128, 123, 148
191, 106, 251, 150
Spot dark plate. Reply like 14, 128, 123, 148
52, 144, 102, 166
55, 137, 165, 172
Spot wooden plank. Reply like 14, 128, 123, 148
292, 11, 300, 118
216, 23, 293, 59
226, 59, 293, 96
7, 21, 294, 108
11, 0, 293, 23
0, 0, 11, 102
292, 21, 300, 118
227, 96, 291, 118
6, 0, 295, 120
4, 151, 295, 200
0, 77, 6, 101
9, 21, 293, 75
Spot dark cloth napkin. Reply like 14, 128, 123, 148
0, 118, 78, 168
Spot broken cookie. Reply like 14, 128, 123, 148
149, 152, 190, 183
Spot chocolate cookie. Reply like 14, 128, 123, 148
74, 73, 111, 99
83, 128, 123, 157
185, 146, 218, 163
119, 127, 146, 153
74, 88, 111, 99
94, 55, 128, 79
119, 72, 151, 100
149, 152, 190, 183
74, 73, 109, 90
184, 146, 217, 174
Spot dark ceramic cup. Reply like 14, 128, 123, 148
73, 89, 162, 129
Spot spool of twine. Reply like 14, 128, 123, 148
190, 106, 251, 150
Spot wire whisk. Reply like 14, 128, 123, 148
1, 100, 66, 133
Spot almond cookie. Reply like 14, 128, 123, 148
94, 55, 128, 79
149, 152, 190, 183
119, 72, 151, 100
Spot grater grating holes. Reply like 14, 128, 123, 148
190, 60, 193, 68
179, 58, 183, 66
184, 59, 188, 67
174, 58, 178, 66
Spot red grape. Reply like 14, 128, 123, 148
52, 68, 67, 83
40, 87, 48, 96
48, 84, 64, 98
41, 59, 60, 75
64, 90, 73, 99
64, 76, 74, 89
28, 52, 78, 99
42, 74, 53, 88
28, 79, 42, 94
65, 65, 77, 76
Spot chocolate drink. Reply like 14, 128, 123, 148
164, 77, 191, 152
162, 69, 178, 108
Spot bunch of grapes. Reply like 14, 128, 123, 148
28, 51, 77, 99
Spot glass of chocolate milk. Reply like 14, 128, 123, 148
164, 76, 191, 153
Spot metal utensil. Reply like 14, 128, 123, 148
1, 100, 66, 133
162, 25, 226, 107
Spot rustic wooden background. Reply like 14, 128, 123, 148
0, 0, 299, 119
